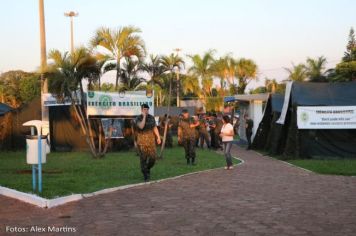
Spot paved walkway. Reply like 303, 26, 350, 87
1, 146, 356, 236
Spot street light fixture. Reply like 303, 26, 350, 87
64, 11, 79, 54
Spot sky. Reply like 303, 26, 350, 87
0, 0, 355, 90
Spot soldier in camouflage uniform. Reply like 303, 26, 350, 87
198, 114, 210, 149
134, 104, 161, 181
178, 109, 200, 165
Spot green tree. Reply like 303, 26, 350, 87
188, 50, 215, 103
118, 57, 146, 91
332, 27, 356, 81
46, 47, 105, 158
90, 26, 146, 90
236, 58, 258, 94
343, 27, 356, 62
285, 63, 307, 82
159, 53, 184, 158
306, 56, 327, 82
0, 70, 34, 107
19, 75, 41, 103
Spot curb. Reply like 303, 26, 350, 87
0, 157, 244, 209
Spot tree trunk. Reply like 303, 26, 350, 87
159, 73, 173, 158
115, 62, 120, 90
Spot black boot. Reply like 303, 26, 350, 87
191, 158, 196, 165
186, 158, 191, 165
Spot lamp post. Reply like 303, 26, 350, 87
174, 48, 181, 107
64, 11, 78, 54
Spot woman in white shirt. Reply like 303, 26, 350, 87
220, 115, 234, 170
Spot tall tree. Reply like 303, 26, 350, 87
343, 27, 356, 62
285, 63, 307, 82
159, 53, 184, 158
188, 50, 215, 102
306, 56, 327, 82
142, 54, 166, 88
236, 58, 258, 94
46, 47, 107, 158
0, 70, 35, 107
119, 57, 146, 91
90, 26, 146, 90
333, 27, 356, 81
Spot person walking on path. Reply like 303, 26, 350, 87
220, 115, 234, 170
244, 114, 253, 150
178, 109, 200, 165
134, 104, 161, 182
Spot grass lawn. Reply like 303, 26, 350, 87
255, 149, 356, 176
287, 159, 356, 176
0, 146, 239, 199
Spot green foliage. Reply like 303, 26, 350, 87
91, 26, 146, 90
288, 159, 356, 176
250, 86, 267, 94
95, 82, 115, 92
285, 63, 307, 82
19, 75, 41, 103
235, 58, 258, 94
0, 70, 38, 107
330, 27, 356, 82
46, 47, 100, 99
306, 56, 328, 82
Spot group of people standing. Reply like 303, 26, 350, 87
133, 104, 253, 181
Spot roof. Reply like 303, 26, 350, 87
224, 93, 269, 103
291, 82, 356, 106
0, 103, 12, 116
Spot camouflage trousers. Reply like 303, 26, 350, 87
182, 137, 196, 161
136, 131, 157, 178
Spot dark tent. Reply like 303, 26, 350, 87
0, 103, 12, 116
253, 82, 356, 159
252, 93, 285, 154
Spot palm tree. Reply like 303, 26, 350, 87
285, 63, 307, 82
306, 56, 327, 82
142, 54, 166, 88
90, 26, 146, 90
181, 75, 200, 95
159, 53, 184, 158
265, 78, 278, 93
119, 57, 146, 91
46, 47, 105, 158
236, 58, 258, 94
188, 50, 215, 103
211, 57, 228, 91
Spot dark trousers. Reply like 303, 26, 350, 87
223, 141, 233, 167
199, 131, 210, 148
166, 131, 173, 148
214, 132, 222, 149
210, 130, 216, 148
246, 130, 252, 149
182, 137, 196, 161
139, 152, 155, 179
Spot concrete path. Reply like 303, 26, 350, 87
1, 146, 355, 236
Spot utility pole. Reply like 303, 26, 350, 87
64, 11, 78, 54
174, 48, 181, 107
39, 0, 48, 118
